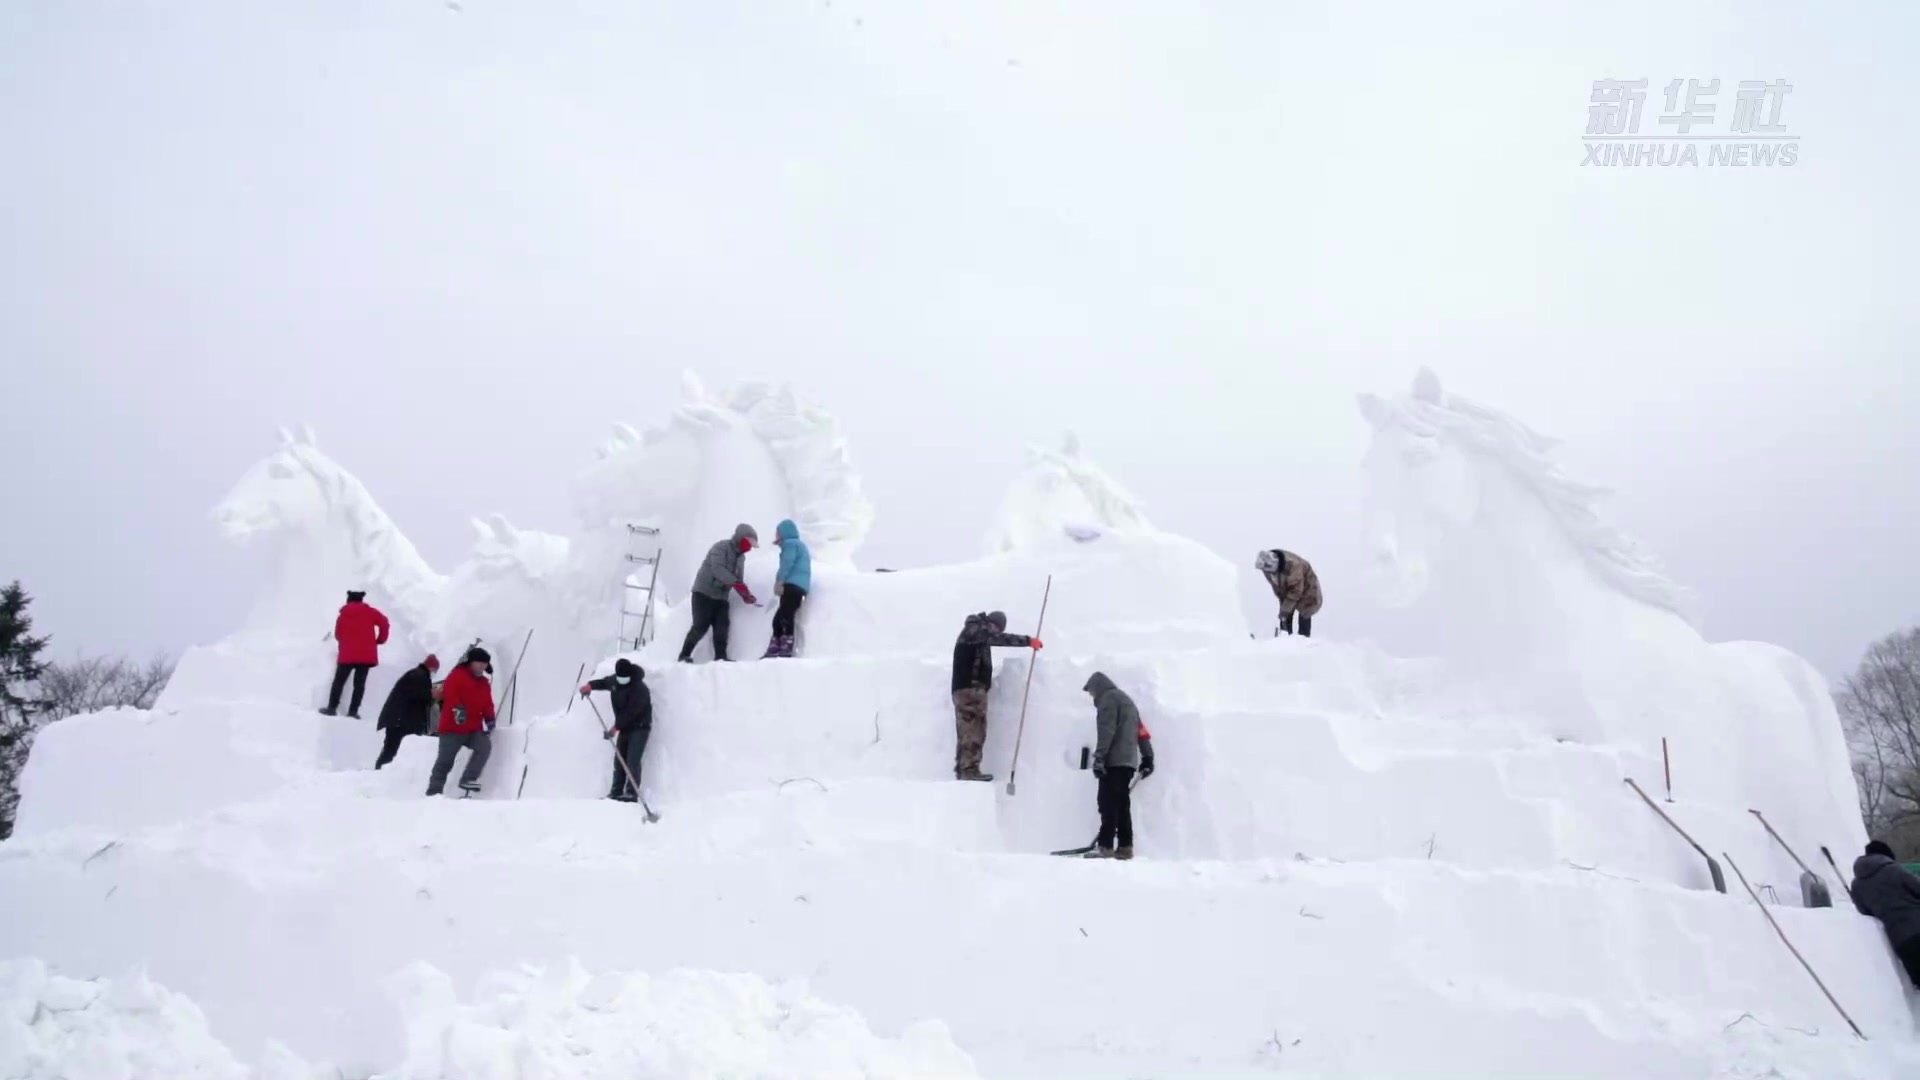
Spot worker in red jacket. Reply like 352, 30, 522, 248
322, 590, 390, 718
426, 647, 496, 797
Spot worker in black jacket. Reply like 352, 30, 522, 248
373, 655, 440, 769
580, 658, 653, 801
1851, 840, 1920, 986
949, 611, 1043, 781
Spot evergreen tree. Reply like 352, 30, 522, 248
0, 580, 51, 838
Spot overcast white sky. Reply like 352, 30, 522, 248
2, 1, 1914, 678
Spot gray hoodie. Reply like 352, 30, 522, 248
1084, 671, 1141, 770
691, 524, 759, 600
1851, 853, 1920, 946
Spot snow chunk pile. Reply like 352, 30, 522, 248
386, 961, 978, 1080
0, 959, 252, 1080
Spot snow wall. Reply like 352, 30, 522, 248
3, 373, 1916, 1078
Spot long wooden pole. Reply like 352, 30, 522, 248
1723, 852, 1865, 1039
1004, 575, 1053, 796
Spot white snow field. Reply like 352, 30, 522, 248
4, 371, 1917, 1078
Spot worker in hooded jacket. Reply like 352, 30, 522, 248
1082, 671, 1141, 860
679, 524, 759, 663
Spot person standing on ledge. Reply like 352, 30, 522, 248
949, 610, 1042, 782
1256, 549, 1322, 637
679, 524, 759, 663
323, 589, 390, 717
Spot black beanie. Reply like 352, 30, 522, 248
1866, 839, 1897, 859
466, 646, 492, 666
614, 658, 642, 679
346, 590, 367, 603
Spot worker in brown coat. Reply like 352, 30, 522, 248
1256, 549, 1322, 637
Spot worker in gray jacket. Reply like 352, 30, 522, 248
1851, 840, 1920, 987
679, 523, 760, 662
1083, 671, 1141, 860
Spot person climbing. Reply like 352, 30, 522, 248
763, 518, 811, 659
949, 611, 1042, 781
322, 589, 390, 717
580, 658, 652, 802
426, 647, 496, 797
1850, 839, 1920, 987
1256, 549, 1323, 637
1083, 672, 1141, 860
679, 524, 759, 662
373, 654, 439, 769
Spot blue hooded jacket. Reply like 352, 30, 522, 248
775, 519, 812, 593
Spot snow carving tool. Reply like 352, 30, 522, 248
1724, 852, 1865, 1039
588, 697, 659, 823
1747, 808, 1833, 908
1624, 778, 1726, 893
1821, 845, 1854, 902
1005, 574, 1054, 797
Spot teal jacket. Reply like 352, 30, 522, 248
775, 519, 812, 593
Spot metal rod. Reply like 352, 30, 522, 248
1004, 575, 1054, 797
1723, 852, 1865, 1039
1749, 809, 1817, 878
1821, 846, 1855, 902
1662, 737, 1673, 801
1624, 778, 1726, 893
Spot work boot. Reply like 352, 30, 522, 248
1115, 846, 1135, 861
955, 769, 994, 783
319, 707, 337, 717
1085, 846, 1116, 859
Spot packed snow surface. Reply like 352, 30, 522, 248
6, 371, 1918, 1077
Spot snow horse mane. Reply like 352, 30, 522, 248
1358, 369, 1698, 626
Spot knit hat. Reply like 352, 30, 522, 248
613, 658, 642, 679
1866, 839, 1897, 859
986, 611, 1008, 629
424, 654, 441, 672
346, 590, 367, 603
465, 646, 492, 667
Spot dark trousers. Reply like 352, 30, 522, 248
1279, 610, 1313, 638
771, 585, 806, 637
326, 663, 372, 714
1096, 766, 1136, 850
1898, 935, 1920, 988
609, 725, 652, 798
374, 726, 409, 769
679, 592, 731, 661
426, 731, 492, 795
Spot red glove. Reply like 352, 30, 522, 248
733, 582, 758, 605
1030, 637, 1044, 650
579, 684, 592, 697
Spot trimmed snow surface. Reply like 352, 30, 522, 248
4, 371, 1918, 1077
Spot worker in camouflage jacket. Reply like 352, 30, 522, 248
1256, 548, 1323, 637
949, 610, 1042, 782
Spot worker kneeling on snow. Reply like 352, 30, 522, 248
580, 658, 652, 802
427, 648, 496, 797
1083, 672, 1140, 860
1851, 840, 1920, 988
950, 611, 1042, 782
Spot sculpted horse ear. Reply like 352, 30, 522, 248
1412, 368, 1444, 404
1356, 393, 1391, 430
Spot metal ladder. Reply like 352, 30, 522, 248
616, 524, 663, 652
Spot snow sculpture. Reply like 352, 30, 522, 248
210, 427, 445, 637
174, 378, 874, 711
1357, 369, 1862, 846
573, 373, 873, 608
986, 432, 1153, 553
